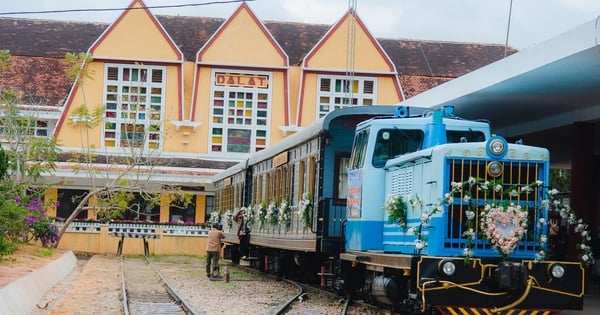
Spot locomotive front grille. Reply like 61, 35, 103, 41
444, 158, 546, 254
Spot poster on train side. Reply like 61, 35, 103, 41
347, 169, 362, 218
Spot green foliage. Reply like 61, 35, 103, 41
31, 247, 55, 258
0, 234, 17, 260
0, 196, 28, 242
65, 52, 94, 83
71, 104, 105, 128
0, 49, 10, 70
550, 169, 570, 193
384, 194, 408, 227
0, 145, 9, 179
0, 97, 60, 183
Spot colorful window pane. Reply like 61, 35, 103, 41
316, 75, 377, 118
102, 64, 165, 150
209, 71, 271, 154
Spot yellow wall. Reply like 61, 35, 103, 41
58, 62, 104, 148
45, 188, 58, 217
268, 71, 287, 143
299, 72, 319, 125
57, 226, 209, 256
304, 14, 394, 73
287, 67, 301, 125
199, 4, 286, 67
195, 195, 206, 223
377, 76, 403, 104
90, 1, 181, 61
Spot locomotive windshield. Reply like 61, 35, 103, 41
446, 129, 486, 143
372, 129, 423, 168
369, 128, 487, 168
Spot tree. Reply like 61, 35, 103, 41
54, 53, 191, 247
0, 50, 60, 254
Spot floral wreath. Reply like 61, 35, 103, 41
479, 202, 528, 258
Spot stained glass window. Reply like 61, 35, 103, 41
316, 75, 376, 118
210, 71, 270, 154
103, 64, 165, 150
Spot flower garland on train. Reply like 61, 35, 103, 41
224, 210, 233, 229
297, 192, 313, 230
278, 199, 292, 231
265, 200, 279, 227
449, 177, 594, 267
209, 211, 221, 225
256, 202, 267, 228
406, 194, 446, 254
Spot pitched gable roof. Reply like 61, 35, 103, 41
0, 16, 516, 105
89, 0, 183, 61
303, 10, 395, 73
196, 3, 288, 67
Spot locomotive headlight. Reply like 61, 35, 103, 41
487, 161, 503, 178
486, 136, 508, 158
549, 263, 566, 279
489, 138, 506, 155
438, 260, 456, 276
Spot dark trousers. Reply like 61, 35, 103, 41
206, 251, 220, 276
239, 234, 250, 257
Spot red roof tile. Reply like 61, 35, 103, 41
0, 16, 516, 104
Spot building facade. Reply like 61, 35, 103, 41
0, 0, 513, 254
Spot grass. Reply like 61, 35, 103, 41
31, 247, 55, 258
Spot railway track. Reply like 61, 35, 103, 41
120, 256, 196, 315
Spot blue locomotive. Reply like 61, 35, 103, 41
213, 105, 586, 314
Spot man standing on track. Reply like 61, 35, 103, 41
206, 223, 225, 278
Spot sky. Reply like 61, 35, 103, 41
1, 0, 599, 50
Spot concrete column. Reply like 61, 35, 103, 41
569, 122, 594, 261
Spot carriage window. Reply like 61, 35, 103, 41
298, 160, 306, 201
372, 129, 423, 168
258, 175, 263, 204
308, 156, 316, 197
288, 164, 295, 203
266, 173, 272, 202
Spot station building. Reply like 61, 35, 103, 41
0, 0, 513, 255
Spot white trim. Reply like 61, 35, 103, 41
171, 120, 201, 131
302, 67, 396, 75
90, 56, 184, 64
195, 61, 288, 70
279, 125, 301, 136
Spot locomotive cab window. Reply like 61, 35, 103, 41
447, 130, 486, 143
350, 129, 369, 169
372, 129, 423, 168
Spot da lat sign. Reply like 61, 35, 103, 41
215, 72, 269, 89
